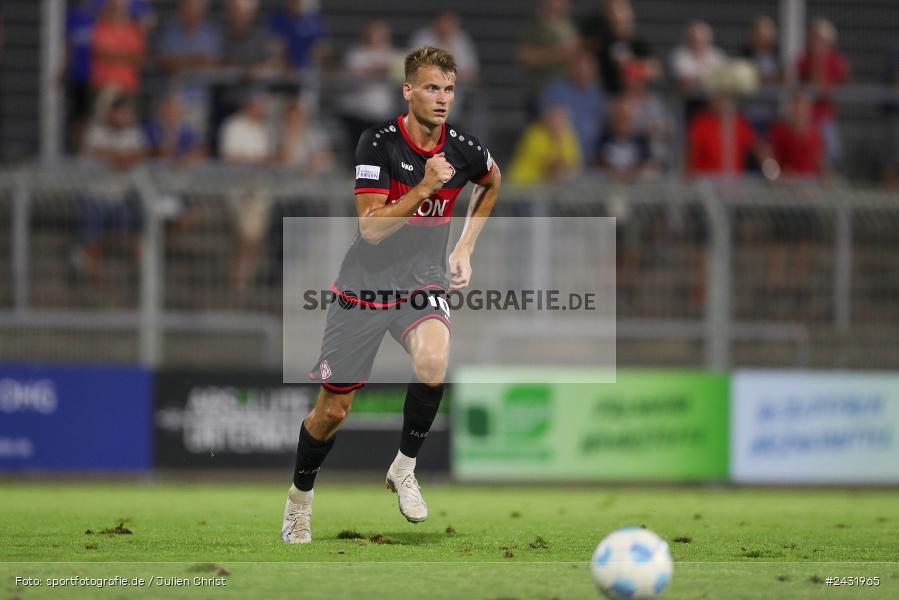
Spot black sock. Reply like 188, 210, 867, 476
292, 421, 335, 491
399, 380, 444, 458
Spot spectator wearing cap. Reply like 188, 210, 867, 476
268, 0, 328, 73
796, 18, 849, 164
538, 48, 605, 164
90, 0, 146, 96
509, 104, 582, 185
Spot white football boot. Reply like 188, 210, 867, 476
281, 486, 313, 544
386, 454, 428, 523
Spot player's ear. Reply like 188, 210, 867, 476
402, 81, 412, 102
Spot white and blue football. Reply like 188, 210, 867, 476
591, 527, 673, 599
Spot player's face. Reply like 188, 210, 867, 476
404, 66, 456, 128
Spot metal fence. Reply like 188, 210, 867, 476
1, 162, 898, 371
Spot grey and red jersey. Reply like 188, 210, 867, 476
335, 115, 495, 302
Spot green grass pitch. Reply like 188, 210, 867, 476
2, 482, 897, 599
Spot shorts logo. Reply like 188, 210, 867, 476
356, 164, 381, 180
319, 360, 332, 380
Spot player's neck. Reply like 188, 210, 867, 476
402, 113, 443, 151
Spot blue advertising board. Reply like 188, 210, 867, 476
0, 364, 152, 471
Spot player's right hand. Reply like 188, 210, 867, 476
423, 153, 454, 192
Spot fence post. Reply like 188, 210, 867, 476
133, 169, 163, 367
833, 196, 852, 335
700, 183, 731, 370
40, 0, 65, 162
12, 178, 30, 313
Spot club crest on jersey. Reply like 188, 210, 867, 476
319, 360, 332, 380
446, 163, 456, 180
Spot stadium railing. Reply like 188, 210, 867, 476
1, 162, 897, 371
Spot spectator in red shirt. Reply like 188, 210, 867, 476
796, 18, 849, 163
687, 95, 758, 177
768, 91, 825, 179
91, 0, 146, 96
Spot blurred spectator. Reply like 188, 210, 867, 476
409, 11, 479, 83
595, 97, 656, 182
65, 1, 98, 151
90, 0, 146, 96
157, 0, 221, 76
687, 95, 759, 177
580, 0, 658, 97
222, 0, 277, 75
740, 16, 781, 136
538, 48, 605, 164
157, 0, 221, 136
740, 16, 781, 84
670, 21, 726, 119
76, 95, 146, 289
268, 0, 328, 73
509, 104, 581, 185
279, 101, 333, 174
143, 92, 206, 166
883, 44, 899, 188
768, 91, 824, 179
797, 18, 849, 164
518, 0, 579, 114
219, 92, 275, 292
338, 20, 401, 153
621, 61, 670, 167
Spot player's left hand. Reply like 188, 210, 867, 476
449, 250, 472, 290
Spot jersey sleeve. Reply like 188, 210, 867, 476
354, 129, 390, 195
463, 134, 496, 184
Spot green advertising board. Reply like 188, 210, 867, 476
452, 369, 729, 481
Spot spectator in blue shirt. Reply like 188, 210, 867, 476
268, 0, 328, 72
538, 48, 605, 164
157, 0, 221, 76
157, 0, 222, 137
144, 92, 206, 167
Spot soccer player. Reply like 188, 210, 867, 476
281, 46, 501, 544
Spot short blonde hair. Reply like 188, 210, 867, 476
404, 46, 457, 82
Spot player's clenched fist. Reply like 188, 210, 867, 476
422, 153, 454, 192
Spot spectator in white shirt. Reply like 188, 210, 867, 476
76, 94, 147, 290
338, 20, 402, 155
670, 20, 726, 119
219, 91, 274, 292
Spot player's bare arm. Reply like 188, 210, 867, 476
356, 152, 454, 245
450, 163, 502, 289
